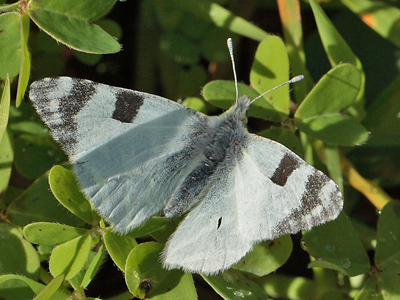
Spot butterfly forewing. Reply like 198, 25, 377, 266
30, 77, 212, 231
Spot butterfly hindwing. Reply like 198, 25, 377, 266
163, 134, 342, 274
30, 77, 212, 231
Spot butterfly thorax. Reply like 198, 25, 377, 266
205, 98, 250, 163
163, 96, 251, 219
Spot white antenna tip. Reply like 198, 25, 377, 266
227, 38, 239, 102
227, 38, 233, 51
249, 74, 305, 105
290, 75, 305, 83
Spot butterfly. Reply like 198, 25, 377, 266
29, 38, 343, 275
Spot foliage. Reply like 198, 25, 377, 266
0, 0, 399, 299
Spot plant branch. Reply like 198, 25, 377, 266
341, 155, 392, 210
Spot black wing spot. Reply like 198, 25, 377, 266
270, 153, 300, 186
112, 91, 144, 123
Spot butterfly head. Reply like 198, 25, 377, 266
226, 38, 304, 119
225, 94, 251, 124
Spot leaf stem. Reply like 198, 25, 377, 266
340, 155, 392, 210
0, 2, 20, 13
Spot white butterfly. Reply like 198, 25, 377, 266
29, 39, 343, 275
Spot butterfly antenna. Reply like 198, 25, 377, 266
249, 75, 304, 105
227, 38, 239, 103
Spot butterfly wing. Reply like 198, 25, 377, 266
29, 77, 211, 232
163, 134, 343, 274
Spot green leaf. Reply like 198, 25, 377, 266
0, 274, 42, 300
150, 217, 182, 243
49, 233, 92, 279
352, 219, 377, 252
66, 269, 83, 290
13, 134, 67, 179
16, 14, 31, 107
30, 31, 66, 77
279, 0, 312, 104
38, 245, 53, 258
202, 80, 282, 122
0, 129, 13, 208
375, 201, 400, 273
200, 27, 231, 63
362, 75, 400, 146
323, 144, 344, 193
182, 97, 208, 114
9, 104, 49, 136
33, 274, 64, 300
302, 214, 370, 276
202, 80, 253, 108
0, 222, 40, 279
309, 0, 367, 119
28, 2, 121, 54
127, 217, 168, 238
0, 12, 20, 79
309, 0, 360, 68
154, 0, 184, 31
253, 274, 317, 300
295, 64, 368, 145
160, 33, 200, 65
342, 0, 400, 49
7, 172, 84, 227
177, 65, 207, 97
80, 243, 105, 289
171, 0, 268, 41
0, 75, 10, 143
203, 270, 270, 300
258, 127, 303, 156
104, 228, 138, 271
152, 272, 197, 300
29, 0, 117, 21
318, 290, 350, 300
299, 114, 368, 145
0, 274, 69, 300
354, 276, 381, 300
73, 18, 122, 65
125, 242, 165, 298
125, 242, 196, 299
250, 36, 290, 118
23, 222, 89, 247
232, 235, 292, 277
377, 271, 400, 300
296, 64, 361, 118
48, 165, 100, 225
67, 243, 103, 289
